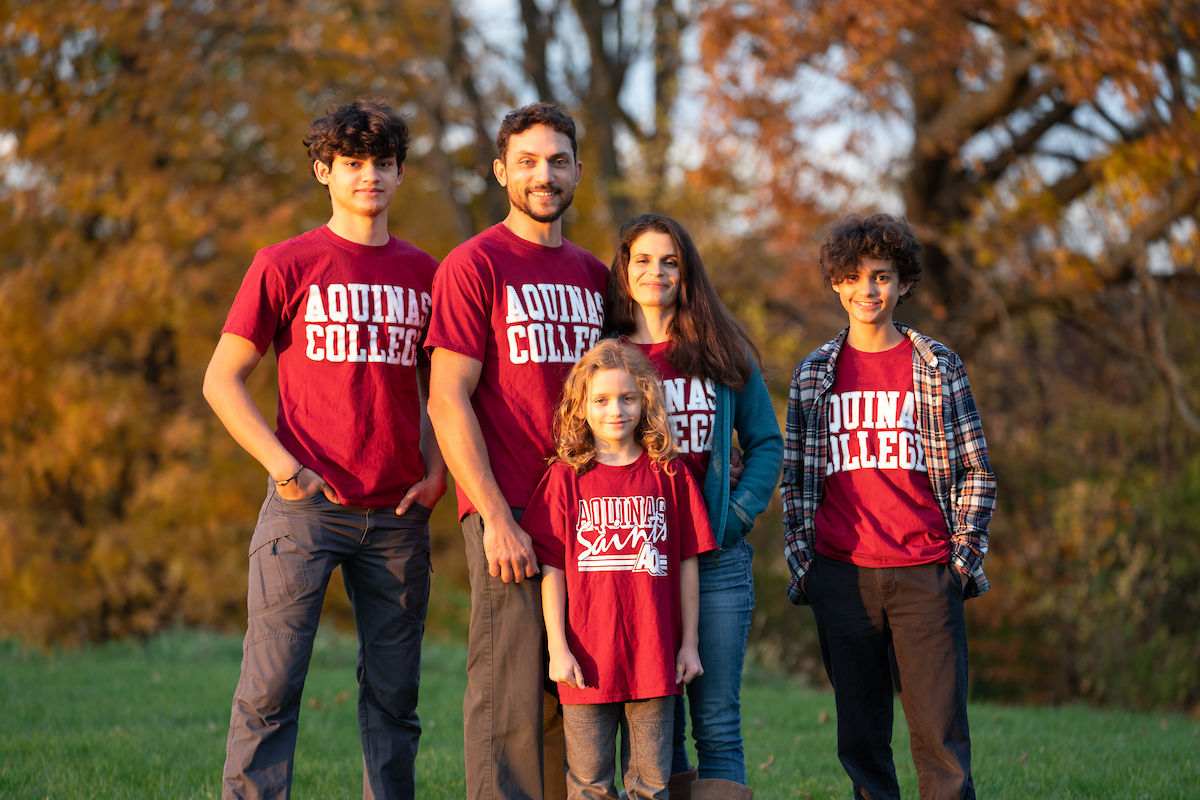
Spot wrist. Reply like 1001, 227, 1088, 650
480, 505, 517, 531
274, 464, 305, 486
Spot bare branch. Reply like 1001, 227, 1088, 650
1090, 96, 1138, 143
1097, 176, 1200, 282
916, 35, 1040, 158
1047, 165, 1095, 207
980, 96, 1075, 181
913, 223, 1015, 348
517, 0, 555, 101
1135, 251, 1200, 435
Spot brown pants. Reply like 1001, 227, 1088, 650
462, 511, 566, 800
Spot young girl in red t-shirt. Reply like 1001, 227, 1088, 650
523, 339, 716, 800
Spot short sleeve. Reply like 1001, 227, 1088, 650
675, 463, 717, 559
524, 466, 569, 570
222, 250, 289, 355
424, 251, 493, 362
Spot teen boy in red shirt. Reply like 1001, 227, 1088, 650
204, 99, 445, 800
781, 213, 996, 800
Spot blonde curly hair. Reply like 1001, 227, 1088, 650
553, 339, 679, 474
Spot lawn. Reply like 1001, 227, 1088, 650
2, 630, 1197, 799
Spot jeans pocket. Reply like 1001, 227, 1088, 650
277, 490, 326, 506
247, 535, 311, 614
948, 562, 967, 598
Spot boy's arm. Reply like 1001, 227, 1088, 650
781, 366, 816, 603
675, 556, 703, 684
427, 348, 539, 583
202, 332, 337, 503
541, 566, 586, 688
395, 363, 448, 515
946, 354, 996, 595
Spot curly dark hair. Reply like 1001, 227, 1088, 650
496, 102, 578, 163
603, 214, 761, 391
303, 98, 410, 170
819, 213, 923, 303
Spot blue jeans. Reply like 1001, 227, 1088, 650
566, 696, 675, 800
223, 481, 431, 800
671, 538, 755, 782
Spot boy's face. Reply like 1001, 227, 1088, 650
314, 153, 401, 219
831, 257, 911, 329
493, 124, 581, 224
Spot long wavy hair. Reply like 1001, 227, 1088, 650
603, 213, 761, 391
552, 339, 679, 475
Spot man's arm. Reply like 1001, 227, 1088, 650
427, 347, 539, 583
395, 363, 449, 515
202, 332, 337, 502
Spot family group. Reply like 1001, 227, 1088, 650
203, 97, 995, 800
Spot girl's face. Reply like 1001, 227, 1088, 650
627, 230, 681, 311
584, 368, 643, 452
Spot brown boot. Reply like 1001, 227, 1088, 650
668, 767, 699, 800
690, 778, 753, 800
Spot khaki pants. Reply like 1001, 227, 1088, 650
462, 511, 566, 800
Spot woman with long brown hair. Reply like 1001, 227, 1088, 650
604, 214, 783, 800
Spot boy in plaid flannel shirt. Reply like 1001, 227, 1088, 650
781, 213, 995, 800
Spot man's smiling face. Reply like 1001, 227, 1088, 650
495, 124, 581, 224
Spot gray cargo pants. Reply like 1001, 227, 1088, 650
222, 481, 432, 800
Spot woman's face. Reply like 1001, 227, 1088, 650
627, 230, 681, 311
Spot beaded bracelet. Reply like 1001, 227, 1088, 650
275, 466, 305, 487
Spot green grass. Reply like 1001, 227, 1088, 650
2, 631, 1198, 799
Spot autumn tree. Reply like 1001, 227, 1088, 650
0, 0, 506, 644
6, 0, 1196, 711
696, 0, 1200, 709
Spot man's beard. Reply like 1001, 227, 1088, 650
510, 183, 575, 224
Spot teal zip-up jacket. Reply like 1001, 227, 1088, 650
702, 359, 784, 551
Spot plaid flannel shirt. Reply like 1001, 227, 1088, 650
781, 324, 996, 605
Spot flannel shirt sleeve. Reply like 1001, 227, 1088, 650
781, 365, 816, 605
945, 353, 996, 596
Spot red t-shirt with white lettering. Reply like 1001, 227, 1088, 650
629, 340, 715, 482
425, 223, 609, 518
525, 454, 716, 704
814, 339, 951, 566
222, 225, 438, 508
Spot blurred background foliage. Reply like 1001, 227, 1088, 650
2, 0, 1198, 713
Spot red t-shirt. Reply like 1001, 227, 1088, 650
425, 223, 609, 518
222, 225, 438, 508
524, 454, 716, 704
814, 339, 951, 566
628, 340, 715, 482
